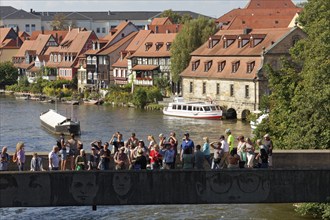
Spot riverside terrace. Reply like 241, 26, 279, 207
0, 150, 330, 207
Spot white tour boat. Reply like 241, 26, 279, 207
163, 97, 222, 119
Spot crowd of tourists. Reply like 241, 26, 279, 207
0, 129, 273, 171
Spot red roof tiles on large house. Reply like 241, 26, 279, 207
130, 33, 177, 58
245, 0, 297, 9
216, 0, 302, 29
112, 30, 152, 68
181, 28, 296, 80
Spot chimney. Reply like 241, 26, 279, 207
41, 26, 44, 34
69, 25, 71, 32
30, 8, 33, 13
243, 27, 252, 35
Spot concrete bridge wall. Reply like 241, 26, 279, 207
0, 169, 329, 207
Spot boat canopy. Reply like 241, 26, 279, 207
40, 109, 69, 128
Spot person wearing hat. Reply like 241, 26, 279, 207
263, 134, 273, 167
99, 142, 111, 170
88, 147, 100, 170
225, 129, 235, 153
180, 133, 194, 162
133, 149, 147, 170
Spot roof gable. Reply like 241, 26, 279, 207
3, 9, 40, 19
0, 6, 18, 18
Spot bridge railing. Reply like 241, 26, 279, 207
1, 169, 329, 207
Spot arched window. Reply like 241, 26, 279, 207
54, 54, 57, 62
92, 56, 97, 65
50, 54, 53, 62
58, 54, 61, 62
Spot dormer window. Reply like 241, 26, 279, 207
166, 42, 171, 51
246, 61, 255, 73
208, 36, 221, 49
249, 34, 266, 47
204, 60, 212, 72
238, 36, 250, 48
156, 42, 164, 51
145, 42, 153, 51
232, 60, 240, 73
58, 54, 61, 62
217, 60, 226, 72
192, 60, 200, 71
54, 54, 57, 63
223, 36, 235, 48
50, 54, 54, 62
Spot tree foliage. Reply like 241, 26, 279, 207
257, 0, 330, 150
160, 9, 182, 24
170, 17, 217, 83
51, 13, 69, 30
0, 61, 18, 88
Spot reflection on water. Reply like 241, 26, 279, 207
0, 95, 251, 152
0, 204, 311, 220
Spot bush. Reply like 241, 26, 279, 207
132, 87, 147, 108
295, 203, 330, 219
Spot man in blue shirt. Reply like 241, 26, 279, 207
180, 133, 194, 160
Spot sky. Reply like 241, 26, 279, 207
3, 0, 306, 18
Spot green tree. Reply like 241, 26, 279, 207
259, 0, 330, 150
132, 87, 147, 108
160, 9, 182, 24
0, 61, 18, 88
51, 13, 68, 30
170, 17, 217, 85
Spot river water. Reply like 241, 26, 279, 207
0, 94, 313, 220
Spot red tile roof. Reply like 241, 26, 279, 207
97, 31, 138, 55
112, 30, 152, 68
225, 14, 298, 29
132, 65, 159, 71
0, 28, 22, 48
181, 27, 296, 80
14, 40, 34, 57
191, 28, 292, 56
30, 30, 68, 44
148, 24, 183, 33
244, 0, 297, 9
216, 0, 302, 30
130, 33, 176, 58
150, 17, 173, 25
